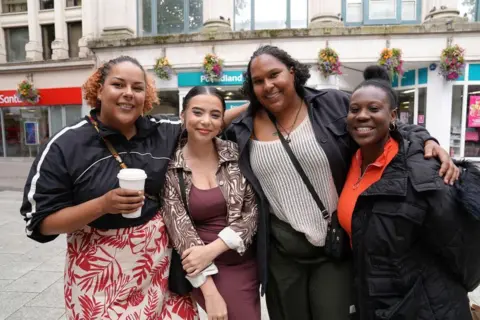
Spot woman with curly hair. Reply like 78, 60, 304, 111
20, 56, 243, 319
223, 45, 459, 319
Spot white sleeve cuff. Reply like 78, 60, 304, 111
186, 263, 219, 288
218, 227, 245, 254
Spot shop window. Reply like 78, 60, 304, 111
5, 27, 29, 62
68, 21, 82, 58
2, 0, 27, 13
233, 0, 307, 31
343, 0, 421, 25
39, 0, 54, 10
450, 85, 463, 157
139, 0, 203, 36
66, 0, 82, 7
465, 85, 480, 157
417, 87, 427, 127
41, 24, 55, 60
50, 106, 82, 136
2, 107, 49, 157
397, 89, 414, 124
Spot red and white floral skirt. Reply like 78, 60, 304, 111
64, 212, 198, 320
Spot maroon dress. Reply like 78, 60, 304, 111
189, 185, 260, 320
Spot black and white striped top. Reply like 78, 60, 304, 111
250, 116, 338, 247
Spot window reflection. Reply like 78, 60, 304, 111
254, 0, 287, 29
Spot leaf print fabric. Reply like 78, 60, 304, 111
64, 212, 198, 320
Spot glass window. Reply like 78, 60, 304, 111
0, 112, 4, 157
41, 24, 55, 60
346, 0, 419, 24
397, 89, 414, 124
234, 0, 252, 31
2, 0, 27, 13
154, 0, 202, 35
255, 0, 287, 29
68, 22, 82, 58
188, 0, 203, 32
369, 0, 396, 20
450, 85, 463, 157
66, 0, 82, 6
50, 106, 63, 136
65, 106, 82, 126
458, 0, 478, 21
465, 85, 480, 157
346, 0, 363, 22
5, 27, 29, 63
157, 0, 185, 35
401, 0, 416, 20
290, 0, 308, 28
40, 0, 54, 10
3, 107, 49, 157
417, 87, 427, 127
142, 0, 153, 35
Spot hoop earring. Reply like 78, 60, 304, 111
389, 121, 397, 131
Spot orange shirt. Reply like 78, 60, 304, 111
338, 138, 399, 238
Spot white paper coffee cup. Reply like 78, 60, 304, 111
117, 168, 147, 219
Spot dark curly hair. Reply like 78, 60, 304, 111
83, 55, 158, 113
354, 65, 398, 110
241, 45, 311, 112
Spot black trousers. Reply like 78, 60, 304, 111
266, 216, 354, 320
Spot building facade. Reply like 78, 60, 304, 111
2, 0, 480, 161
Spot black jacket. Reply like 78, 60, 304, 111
224, 87, 433, 294
20, 109, 181, 243
351, 131, 480, 320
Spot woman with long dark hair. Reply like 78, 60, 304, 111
162, 86, 260, 320
224, 45, 459, 319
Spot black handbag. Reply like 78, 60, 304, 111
267, 112, 350, 260
168, 169, 194, 295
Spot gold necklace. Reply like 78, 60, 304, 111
273, 99, 304, 143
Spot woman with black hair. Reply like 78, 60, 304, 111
339, 65, 480, 319
162, 86, 260, 320
224, 45, 459, 319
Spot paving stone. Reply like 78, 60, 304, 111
0, 291, 38, 319
27, 281, 64, 308
35, 256, 66, 272
3, 271, 63, 293
0, 262, 41, 280
6, 306, 65, 320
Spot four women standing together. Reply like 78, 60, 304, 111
21, 46, 479, 320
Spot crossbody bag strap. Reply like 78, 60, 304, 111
87, 114, 160, 202
176, 168, 195, 226
267, 111, 329, 220
88, 114, 127, 169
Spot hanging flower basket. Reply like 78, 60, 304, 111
439, 44, 465, 81
16, 80, 40, 104
202, 53, 224, 82
378, 48, 404, 80
318, 47, 342, 79
154, 57, 174, 80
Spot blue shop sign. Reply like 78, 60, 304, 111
226, 101, 248, 110
178, 71, 245, 87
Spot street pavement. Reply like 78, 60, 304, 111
0, 159, 269, 319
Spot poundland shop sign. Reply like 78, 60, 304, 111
178, 71, 244, 87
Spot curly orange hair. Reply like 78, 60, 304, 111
83, 56, 159, 113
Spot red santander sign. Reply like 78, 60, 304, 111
0, 87, 83, 107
